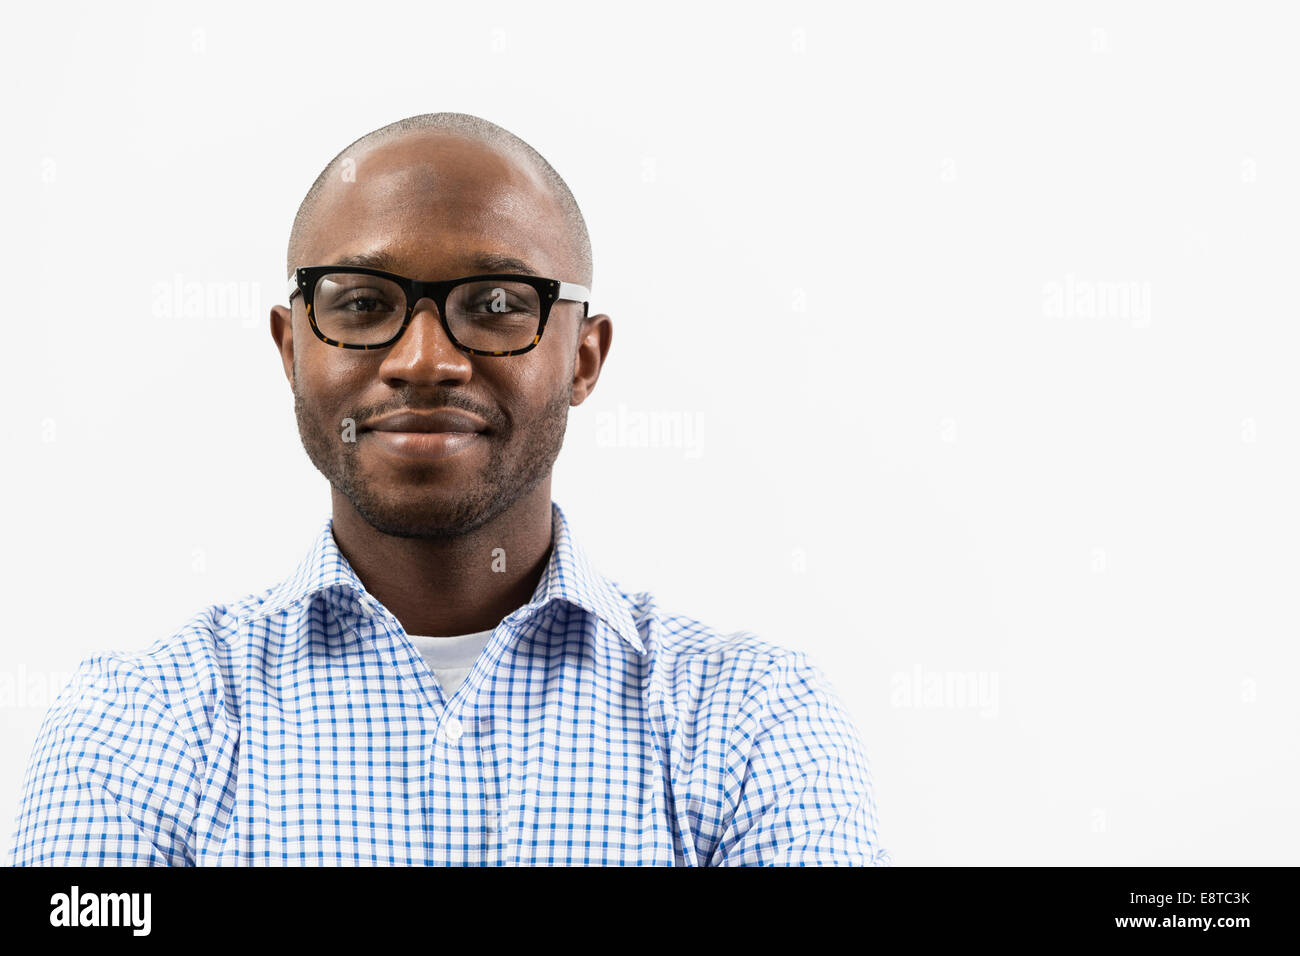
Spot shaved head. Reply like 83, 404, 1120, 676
286, 112, 593, 288
270, 110, 614, 555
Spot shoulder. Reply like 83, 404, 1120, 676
622, 590, 848, 731
619, 592, 887, 864
41, 590, 265, 753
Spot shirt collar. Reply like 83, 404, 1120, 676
258, 501, 645, 655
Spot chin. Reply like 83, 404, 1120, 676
348, 489, 503, 540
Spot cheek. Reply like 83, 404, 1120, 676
494, 364, 566, 423
297, 359, 372, 425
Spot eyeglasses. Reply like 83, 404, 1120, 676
287, 265, 590, 355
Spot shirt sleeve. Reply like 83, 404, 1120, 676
8, 653, 200, 866
708, 650, 891, 866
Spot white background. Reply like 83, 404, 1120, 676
3, 0, 1296, 865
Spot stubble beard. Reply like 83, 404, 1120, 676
292, 375, 571, 540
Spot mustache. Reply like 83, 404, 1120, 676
349, 393, 502, 432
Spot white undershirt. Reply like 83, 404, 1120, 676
405, 629, 496, 697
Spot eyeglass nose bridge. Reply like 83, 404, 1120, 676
398, 290, 465, 352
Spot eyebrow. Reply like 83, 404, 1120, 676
332, 250, 541, 276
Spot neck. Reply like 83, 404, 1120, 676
328, 480, 555, 637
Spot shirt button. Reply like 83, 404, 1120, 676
441, 715, 463, 742
498, 809, 514, 830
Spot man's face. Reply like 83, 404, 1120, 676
271, 132, 596, 539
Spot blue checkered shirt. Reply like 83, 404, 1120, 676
9, 501, 889, 866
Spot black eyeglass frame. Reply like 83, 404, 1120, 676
287, 265, 591, 356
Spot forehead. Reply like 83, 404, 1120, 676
303, 131, 570, 279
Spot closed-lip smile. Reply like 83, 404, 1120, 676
361, 409, 489, 461
363, 410, 488, 434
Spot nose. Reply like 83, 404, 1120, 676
376, 296, 473, 387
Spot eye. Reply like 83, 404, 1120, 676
467, 295, 527, 313
341, 293, 399, 313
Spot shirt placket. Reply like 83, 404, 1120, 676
359, 593, 530, 865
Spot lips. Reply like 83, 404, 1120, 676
360, 409, 489, 463
363, 410, 488, 434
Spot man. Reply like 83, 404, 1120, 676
10, 112, 889, 866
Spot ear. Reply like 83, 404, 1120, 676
270, 304, 295, 388
570, 311, 612, 406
